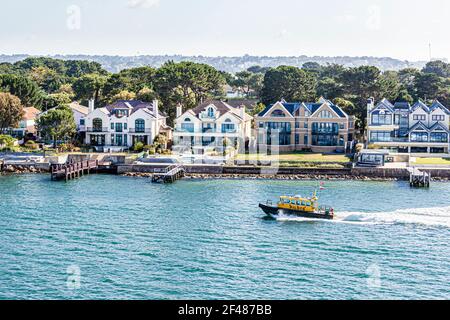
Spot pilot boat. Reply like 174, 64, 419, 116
259, 192, 334, 220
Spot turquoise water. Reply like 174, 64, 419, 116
0, 174, 449, 300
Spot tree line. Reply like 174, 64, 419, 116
0, 57, 449, 131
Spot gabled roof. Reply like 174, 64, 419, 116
69, 102, 89, 115
394, 102, 411, 110
191, 100, 252, 121
104, 100, 167, 118
429, 100, 450, 115
408, 121, 430, 133
429, 122, 450, 133
259, 99, 347, 118
373, 99, 395, 113
411, 100, 430, 113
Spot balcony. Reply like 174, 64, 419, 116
86, 127, 109, 133
129, 128, 152, 133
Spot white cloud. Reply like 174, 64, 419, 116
127, 0, 160, 9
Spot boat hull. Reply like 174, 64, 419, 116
259, 203, 334, 220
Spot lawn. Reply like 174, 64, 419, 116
236, 152, 351, 163
412, 157, 450, 165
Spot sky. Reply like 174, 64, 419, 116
0, 0, 449, 61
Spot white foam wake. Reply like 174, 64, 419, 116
275, 206, 450, 228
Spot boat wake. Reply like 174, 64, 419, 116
275, 206, 450, 228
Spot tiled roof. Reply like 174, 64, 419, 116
259, 100, 347, 118
23, 107, 40, 121
69, 102, 89, 115
191, 100, 252, 121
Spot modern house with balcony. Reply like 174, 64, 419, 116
82, 100, 171, 151
254, 97, 355, 153
367, 98, 450, 154
173, 100, 253, 154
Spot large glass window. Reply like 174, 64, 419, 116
410, 132, 428, 142
93, 118, 103, 132
413, 115, 426, 121
371, 113, 392, 125
318, 110, 332, 118
115, 123, 123, 133
265, 122, 291, 145
312, 123, 339, 134
270, 110, 285, 117
370, 131, 393, 142
181, 123, 194, 132
135, 119, 145, 133
430, 132, 448, 142
221, 121, 236, 133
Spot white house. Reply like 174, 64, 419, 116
82, 100, 171, 151
8, 106, 40, 139
173, 100, 253, 154
367, 98, 450, 154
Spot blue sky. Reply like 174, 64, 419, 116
0, 0, 449, 61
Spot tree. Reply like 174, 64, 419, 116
111, 90, 136, 101
72, 74, 108, 104
0, 93, 24, 133
422, 60, 450, 78
36, 105, 76, 148
0, 74, 44, 108
260, 66, 316, 105
154, 61, 226, 119
41, 92, 73, 111
317, 78, 343, 100
232, 71, 264, 97
29, 66, 64, 93
136, 87, 158, 102
252, 103, 266, 116
414, 73, 443, 103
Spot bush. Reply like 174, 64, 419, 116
24, 140, 39, 150
148, 147, 156, 155
0, 134, 16, 148
58, 143, 80, 152
134, 142, 144, 152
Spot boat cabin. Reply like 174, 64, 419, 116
278, 195, 318, 213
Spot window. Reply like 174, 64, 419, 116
312, 123, 339, 134
111, 123, 114, 130
430, 132, 448, 142
115, 123, 123, 133
207, 107, 214, 118
432, 115, 445, 122
265, 122, 291, 145
304, 122, 308, 128
181, 123, 194, 132
93, 118, 103, 132
259, 122, 264, 128
295, 122, 300, 129
370, 131, 393, 142
318, 110, 332, 118
410, 132, 428, 142
114, 109, 128, 117
371, 113, 392, 125
295, 134, 299, 145
124, 123, 127, 130
304, 135, 308, 145
339, 123, 345, 129
135, 119, 145, 133
270, 110, 285, 117
80, 119, 85, 126
413, 115, 426, 121
222, 119, 236, 133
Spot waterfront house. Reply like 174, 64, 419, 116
367, 98, 450, 154
82, 100, 171, 151
173, 100, 253, 154
8, 106, 40, 140
254, 97, 355, 153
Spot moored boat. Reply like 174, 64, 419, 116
259, 192, 334, 220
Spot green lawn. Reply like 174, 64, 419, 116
236, 152, 351, 163
412, 157, 450, 165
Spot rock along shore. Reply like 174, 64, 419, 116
0, 164, 47, 174
122, 172, 450, 182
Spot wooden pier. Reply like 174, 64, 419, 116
51, 160, 99, 181
151, 164, 185, 183
408, 167, 430, 188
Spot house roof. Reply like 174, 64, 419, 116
190, 100, 252, 121
69, 102, 89, 115
23, 107, 40, 121
104, 100, 167, 118
259, 99, 348, 118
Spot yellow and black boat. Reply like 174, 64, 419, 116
259, 192, 334, 220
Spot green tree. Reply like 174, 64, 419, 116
154, 61, 226, 119
0, 74, 44, 108
422, 60, 450, 78
317, 77, 343, 100
72, 74, 108, 104
36, 105, 76, 148
0, 93, 24, 133
260, 66, 316, 105
414, 73, 444, 103
232, 71, 264, 97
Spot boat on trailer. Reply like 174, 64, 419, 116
259, 192, 334, 220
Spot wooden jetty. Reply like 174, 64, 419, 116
51, 160, 98, 181
408, 167, 430, 188
151, 164, 185, 183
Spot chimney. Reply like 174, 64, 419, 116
240, 105, 246, 121
176, 103, 182, 118
152, 99, 159, 121
367, 97, 375, 111
88, 99, 95, 113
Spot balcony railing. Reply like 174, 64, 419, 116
128, 128, 152, 133
86, 127, 109, 133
